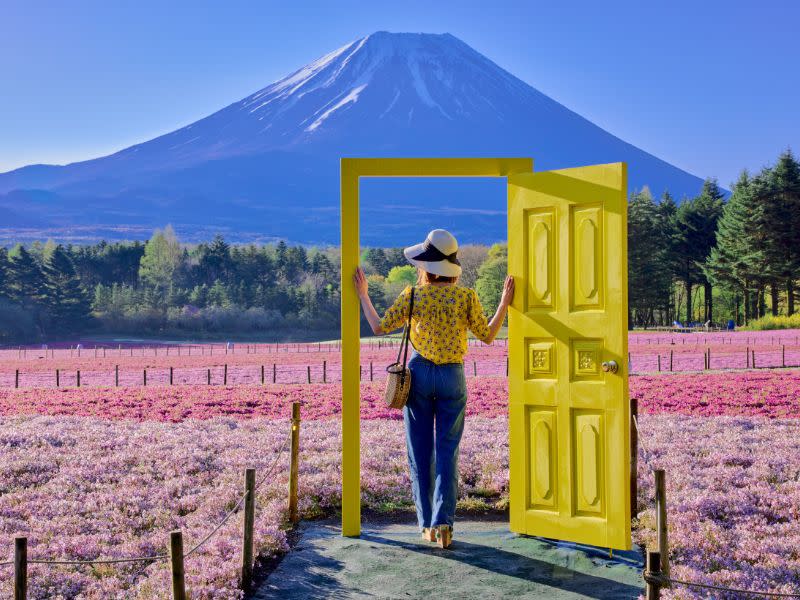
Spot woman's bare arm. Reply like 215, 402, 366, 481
483, 275, 515, 344
353, 267, 385, 335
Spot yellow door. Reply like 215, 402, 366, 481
507, 163, 630, 550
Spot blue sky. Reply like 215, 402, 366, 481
2, 0, 798, 186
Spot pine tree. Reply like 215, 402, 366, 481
693, 179, 725, 321
670, 180, 723, 323
8, 245, 47, 307
755, 150, 800, 314
42, 245, 92, 333
628, 189, 672, 327
361, 248, 390, 275
199, 234, 232, 284
704, 172, 764, 323
0, 248, 9, 299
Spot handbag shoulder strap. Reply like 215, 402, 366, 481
395, 286, 415, 367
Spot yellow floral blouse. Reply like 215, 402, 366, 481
379, 285, 491, 365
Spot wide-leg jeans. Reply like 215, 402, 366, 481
403, 351, 467, 530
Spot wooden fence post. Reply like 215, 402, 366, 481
273, 363, 277, 384
14, 536, 27, 600
224, 364, 228, 385
752, 350, 756, 369
15, 369, 19, 389
261, 365, 265, 385
77, 370, 81, 388
630, 397, 638, 518
289, 402, 301, 523
56, 369, 60, 387
782, 345, 786, 368
241, 468, 256, 591
657, 354, 661, 372
207, 369, 211, 385
654, 469, 669, 578
169, 530, 187, 600
115, 365, 119, 387
170, 367, 174, 385
370, 362, 373, 381
473, 361, 477, 377
669, 350, 673, 372
323, 360, 327, 383
306, 366, 311, 384
645, 550, 662, 600
143, 369, 147, 386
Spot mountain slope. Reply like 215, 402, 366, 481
0, 32, 707, 244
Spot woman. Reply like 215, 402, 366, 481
353, 229, 514, 548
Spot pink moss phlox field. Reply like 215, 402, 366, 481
2, 414, 799, 597
2, 370, 799, 421
4, 329, 800, 386
0, 379, 510, 421
632, 370, 800, 418
0, 415, 507, 599
635, 414, 800, 597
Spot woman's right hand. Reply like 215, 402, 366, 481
353, 267, 369, 299
500, 275, 515, 307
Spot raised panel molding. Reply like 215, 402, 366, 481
528, 408, 557, 511
572, 410, 604, 516
571, 205, 604, 310
526, 209, 555, 310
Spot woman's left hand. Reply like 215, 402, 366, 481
353, 267, 369, 299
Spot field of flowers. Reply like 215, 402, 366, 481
1, 369, 798, 421
635, 415, 800, 598
2, 411, 799, 598
2, 329, 800, 388
0, 416, 505, 599
1, 330, 799, 598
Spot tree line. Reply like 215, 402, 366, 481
628, 149, 800, 328
0, 149, 797, 342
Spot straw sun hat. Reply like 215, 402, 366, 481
403, 229, 462, 278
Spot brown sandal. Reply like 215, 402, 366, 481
421, 528, 436, 542
435, 525, 452, 549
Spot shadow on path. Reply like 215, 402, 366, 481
252, 519, 643, 600
361, 532, 642, 599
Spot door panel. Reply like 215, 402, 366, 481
508, 163, 630, 550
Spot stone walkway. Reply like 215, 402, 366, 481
252, 516, 644, 599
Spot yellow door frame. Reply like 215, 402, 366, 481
340, 157, 534, 537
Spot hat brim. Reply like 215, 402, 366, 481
403, 243, 462, 278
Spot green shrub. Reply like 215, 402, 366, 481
746, 313, 800, 330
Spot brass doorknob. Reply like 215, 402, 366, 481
601, 360, 619, 374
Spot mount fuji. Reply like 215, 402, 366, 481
0, 32, 706, 245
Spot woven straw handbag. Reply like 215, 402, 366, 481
384, 287, 415, 409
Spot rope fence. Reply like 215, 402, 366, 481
2, 402, 301, 599
633, 406, 800, 599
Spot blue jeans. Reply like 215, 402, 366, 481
404, 351, 467, 531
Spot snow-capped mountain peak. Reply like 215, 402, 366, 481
0, 31, 707, 245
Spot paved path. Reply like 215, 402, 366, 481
252, 517, 644, 599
